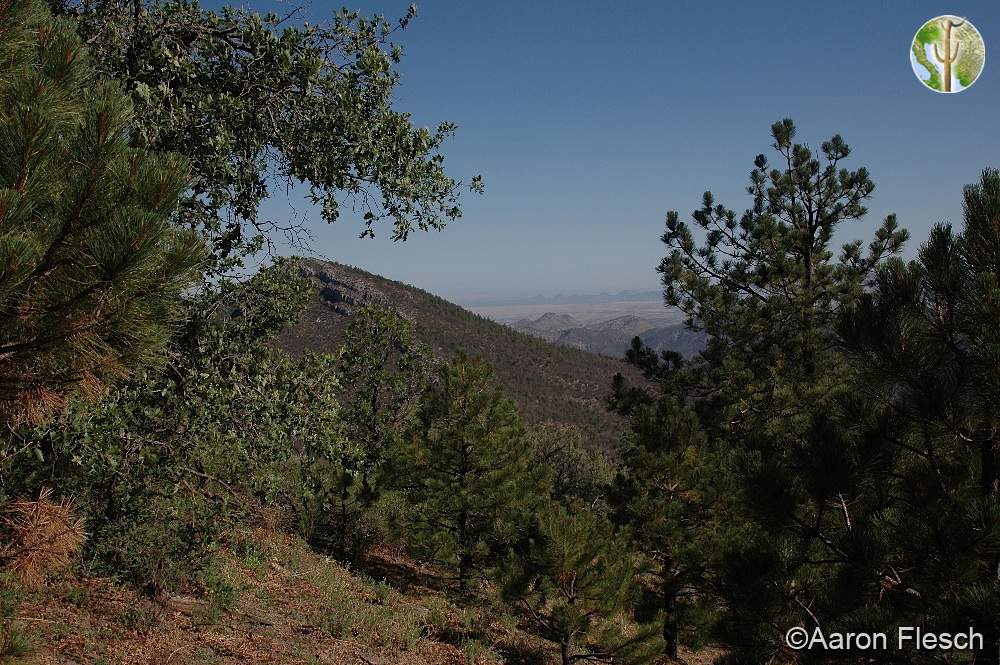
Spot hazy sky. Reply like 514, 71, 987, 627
248, 0, 1000, 302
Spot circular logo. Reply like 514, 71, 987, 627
910, 16, 985, 93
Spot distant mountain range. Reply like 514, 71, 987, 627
463, 290, 663, 308
510, 312, 706, 359
273, 260, 648, 449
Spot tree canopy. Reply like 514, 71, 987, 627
48, 0, 483, 272
0, 0, 204, 425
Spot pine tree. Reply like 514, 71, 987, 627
0, 0, 204, 425
659, 118, 906, 385
644, 119, 909, 659
838, 170, 1000, 663
501, 500, 664, 665
395, 354, 544, 591
608, 397, 713, 660
321, 305, 432, 560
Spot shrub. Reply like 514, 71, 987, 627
528, 423, 616, 506
422, 595, 456, 640
8, 261, 346, 593
462, 639, 501, 665
191, 558, 240, 626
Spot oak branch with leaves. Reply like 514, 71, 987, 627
50, 0, 483, 273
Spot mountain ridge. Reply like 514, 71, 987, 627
273, 259, 642, 449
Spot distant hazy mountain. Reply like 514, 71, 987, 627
638, 324, 707, 359
528, 312, 582, 332
465, 290, 663, 308
509, 313, 581, 341
512, 312, 706, 359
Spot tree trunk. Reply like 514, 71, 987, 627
457, 508, 468, 592
662, 579, 679, 660
979, 435, 1000, 664
560, 638, 572, 665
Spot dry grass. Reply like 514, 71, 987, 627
12, 528, 473, 664
7, 526, 726, 664
1, 488, 86, 589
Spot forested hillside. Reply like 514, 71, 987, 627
275, 260, 640, 449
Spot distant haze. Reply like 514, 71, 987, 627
462, 290, 664, 308
465, 291, 683, 326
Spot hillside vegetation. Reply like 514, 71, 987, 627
13, 523, 721, 664
276, 260, 641, 449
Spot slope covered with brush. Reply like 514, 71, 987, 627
275, 260, 641, 448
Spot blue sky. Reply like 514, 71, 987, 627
249, 0, 1000, 302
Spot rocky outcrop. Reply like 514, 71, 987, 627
296, 261, 395, 317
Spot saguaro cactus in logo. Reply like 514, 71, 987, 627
911, 15, 985, 93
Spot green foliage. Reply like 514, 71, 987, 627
63, 585, 89, 608
192, 557, 240, 625
396, 354, 546, 591
630, 119, 911, 660
317, 601, 354, 639
608, 397, 714, 659
528, 424, 615, 507
660, 118, 906, 358
310, 305, 433, 560
337, 305, 433, 472
314, 581, 424, 650
501, 501, 663, 665
6, 260, 344, 592
461, 638, 501, 664
0, 0, 204, 425
833, 169, 1000, 662
658, 119, 906, 433
310, 261, 632, 451
422, 595, 455, 641
50, 0, 481, 272
623, 128, 1000, 664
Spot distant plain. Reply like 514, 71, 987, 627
467, 298, 684, 325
